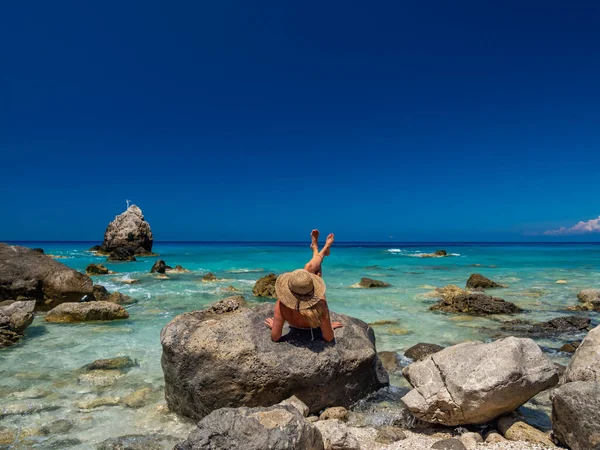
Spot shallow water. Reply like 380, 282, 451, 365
1, 242, 599, 448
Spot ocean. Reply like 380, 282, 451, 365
1, 241, 599, 448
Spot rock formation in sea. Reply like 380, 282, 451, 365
150, 260, 167, 274
85, 264, 113, 275
466, 273, 506, 289
160, 302, 388, 420
401, 337, 559, 425
429, 292, 521, 315
404, 343, 445, 361
0, 300, 35, 347
96, 205, 154, 256
92, 285, 135, 305
252, 273, 278, 297
571, 288, 600, 311
0, 243, 93, 311
45, 301, 129, 322
356, 278, 391, 288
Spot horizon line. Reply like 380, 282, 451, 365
4, 240, 600, 245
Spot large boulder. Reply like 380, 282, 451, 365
252, 273, 278, 298
0, 243, 93, 311
150, 260, 166, 274
175, 404, 324, 450
562, 324, 600, 383
98, 205, 154, 255
45, 301, 129, 323
575, 288, 600, 312
551, 381, 600, 450
430, 293, 521, 315
161, 303, 388, 420
466, 274, 505, 289
401, 337, 559, 425
0, 300, 35, 348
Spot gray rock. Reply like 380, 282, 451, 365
0, 243, 93, 311
577, 288, 600, 308
98, 205, 154, 255
562, 324, 600, 383
375, 426, 406, 444
39, 419, 73, 435
45, 301, 129, 322
175, 405, 324, 450
96, 434, 181, 450
252, 273, 277, 298
161, 303, 388, 420
107, 247, 136, 261
150, 260, 166, 274
209, 296, 246, 314
466, 273, 505, 289
551, 381, 600, 450
279, 395, 310, 417
83, 356, 137, 371
404, 343, 445, 361
430, 293, 521, 315
402, 337, 559, 425
314, 419, 359, 450
0, 300, 35, 348
431, 438, 467, 450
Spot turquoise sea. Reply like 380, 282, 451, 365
1, 241, 599, 448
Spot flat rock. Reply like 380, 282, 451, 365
402, 337, 559, 425
175, 405, 324, 450
551, 381, 600, 450
161, 303, 388, 420
252, 273, 277, 297
497, 415, 554, 446
466, 273, 505, 289
431, 438, 467, 450
404, 343, 445, 361
97, 434, 181, 450
0, 243, 93, 311
562, 323, 600, 383
46, 301, 129, 322
83, 356, 137, 371
430, 293, 521, 315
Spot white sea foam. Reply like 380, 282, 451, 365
387, 249, 404, 253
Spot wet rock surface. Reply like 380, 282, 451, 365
358, 278, 391, 288
86, 264, 112, 275
466, 273, 505, 289
150, 260, 167, 274
161, 303, 388, 420
404, 343, 445, 361
430, 293, 521, 315
0, 300, 35, 347
45, 301, 129, 322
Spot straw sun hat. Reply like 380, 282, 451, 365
275, 269, 326, 311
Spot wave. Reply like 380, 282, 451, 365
386, 249, 404, 253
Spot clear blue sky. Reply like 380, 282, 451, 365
1, 1, 599, 242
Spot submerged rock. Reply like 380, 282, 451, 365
499, 316, 591, 337
83, 356, 137, 371
402, 337, 559, 425
86, 264, 112, 275
107, 247, 136, 261
0, 243, 93, 311
150, 260, 167, 274
551, 381, 600, 450
559, 341, 581, 353
252, 273, 278, 298
97, 434, 181, 450
378, 351, 400, 373
175, 404, 324, 450
167, 265, 190, 273
466, 274, 505, 289
357, 278, 391, 288
0, 300, 35, 348
404, 343, 445, 361
430, 293, 521, 315
562, 323, 600, 383
431, 285, 468, 302
92, 285, 135, 304
98, 205, 154, 256
161, 303, 388, 420
45, 301, 129, 322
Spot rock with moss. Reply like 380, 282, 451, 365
430, 293, 521, 315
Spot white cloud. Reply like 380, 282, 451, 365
544, 215, 600, 236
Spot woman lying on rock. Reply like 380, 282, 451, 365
265, 230, 343, 342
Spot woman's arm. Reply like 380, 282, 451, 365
265, 300, 285, 342
319, 298, 342, 342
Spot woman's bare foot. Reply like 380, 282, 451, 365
310, 229, 319, 256
322, 233, 334, 256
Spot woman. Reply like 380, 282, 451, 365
264, 231, 343, 342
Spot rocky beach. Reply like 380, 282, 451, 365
1, 209, 599, 449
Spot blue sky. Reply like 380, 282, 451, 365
1, 1, 599, 242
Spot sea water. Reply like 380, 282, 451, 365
1, 242, 599, 448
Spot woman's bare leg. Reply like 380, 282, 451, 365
304, 233, 334, 277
